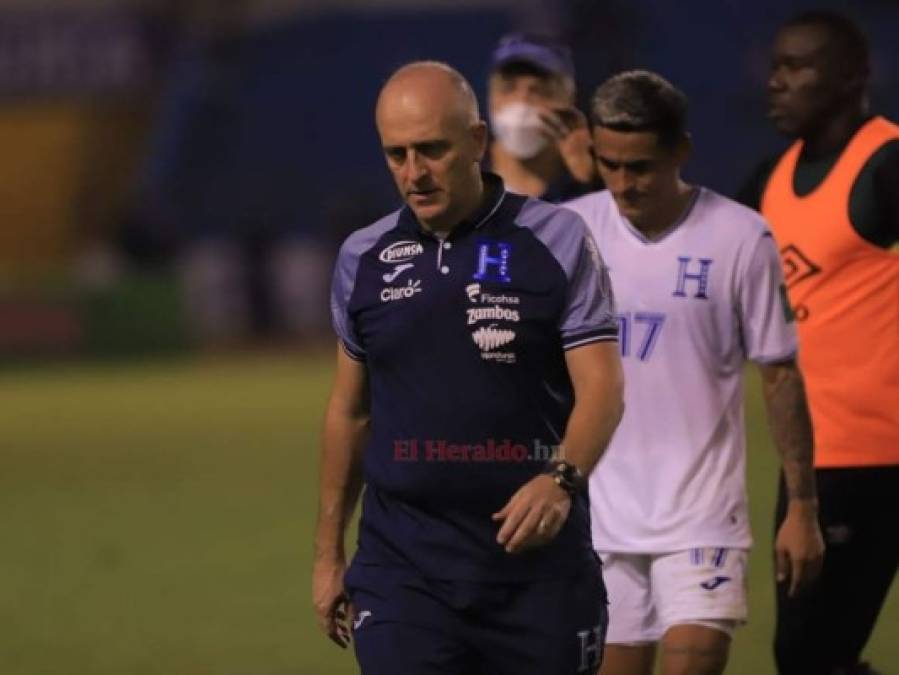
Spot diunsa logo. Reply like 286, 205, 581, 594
379, 240, 424, 264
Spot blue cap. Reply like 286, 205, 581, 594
490, 33, 575, 80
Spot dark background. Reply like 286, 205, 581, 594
0, 0, 895, 356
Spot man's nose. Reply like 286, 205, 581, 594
768, 66, 786, 94
607, 169, 635, 195
405, 150, 429, 182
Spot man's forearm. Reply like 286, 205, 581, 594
760, 362, 817, 501
559, 342, 625, 477
314, 403, 369, 562
558, 380, 624, 476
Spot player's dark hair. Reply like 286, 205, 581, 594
782, 10, 870, 84
589, 70, 687, 150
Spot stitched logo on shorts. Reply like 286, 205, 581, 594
700, 575, 731, 590
353, 610, 372, 630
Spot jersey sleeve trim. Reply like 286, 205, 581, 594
749, 346, 798, 365
562, 327, 619, 350
340, 339, 367, 362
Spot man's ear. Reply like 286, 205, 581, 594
674, 132, 692, 166
472, 120, 489, 161
840, 71, 868, 99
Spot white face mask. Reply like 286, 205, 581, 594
490, 101, 549, 159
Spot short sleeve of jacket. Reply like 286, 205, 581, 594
559, 222, 618, 350
330, 239, 366, 361
738, 230, 798, 363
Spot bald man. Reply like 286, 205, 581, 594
313, 61, 624, 674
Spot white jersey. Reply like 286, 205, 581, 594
565, 188, 797, 553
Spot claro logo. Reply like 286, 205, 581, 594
379, 241, 424, 264
381, 279, 422, 303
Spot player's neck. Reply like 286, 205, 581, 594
490, 142, 563, 197
801, 104, 869, 160
634, 182, 696, 241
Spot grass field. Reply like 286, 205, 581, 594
2, 352, 896, 674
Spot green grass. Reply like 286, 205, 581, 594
0, 353, 895, 674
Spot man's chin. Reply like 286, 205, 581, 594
409, 203, 449, 229
614, 202, 644, 224
769, 112, 800, 137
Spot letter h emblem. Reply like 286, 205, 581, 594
577, 623, 605, 672
672, 256, 713, 300
473, 240, 512, 283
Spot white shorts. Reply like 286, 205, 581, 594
599, 548, 749, 644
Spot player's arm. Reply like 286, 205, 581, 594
312, 343, 369, 647
738, 225, 823, 597
757, 359, 824, 596
494, 341, 624, 554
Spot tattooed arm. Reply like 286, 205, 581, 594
758, 359, 825, 596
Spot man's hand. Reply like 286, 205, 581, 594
312, 556, 353, 648
538, 106, 596, 184
774, 498, 825, 597
492, 474, 572, 554
314, 345, 368, 648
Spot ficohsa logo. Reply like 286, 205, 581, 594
379, 241, 424, 264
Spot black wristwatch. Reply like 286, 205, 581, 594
543, 460, 586, 497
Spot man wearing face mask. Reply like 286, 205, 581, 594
488, 33, 600, 202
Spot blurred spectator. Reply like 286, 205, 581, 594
486, 33, 600, 202
140, 0, 333, 343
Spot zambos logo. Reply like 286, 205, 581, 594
466, 306, 520, 325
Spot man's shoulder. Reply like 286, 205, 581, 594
869, 136, 899, 173
697, 187, 774, 242
868, 115, 899, 141
508, 196, 597, 274
515, 195, 591, 236
337, 209, 405, 264
560, 190, 613, 220
688, 188, 781, 278
558, 191, 617, 245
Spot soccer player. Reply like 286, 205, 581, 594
312, 61, 625, 674
564, 70, 824, 675
487, 34, 599, 202
739, 11, 899, 675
